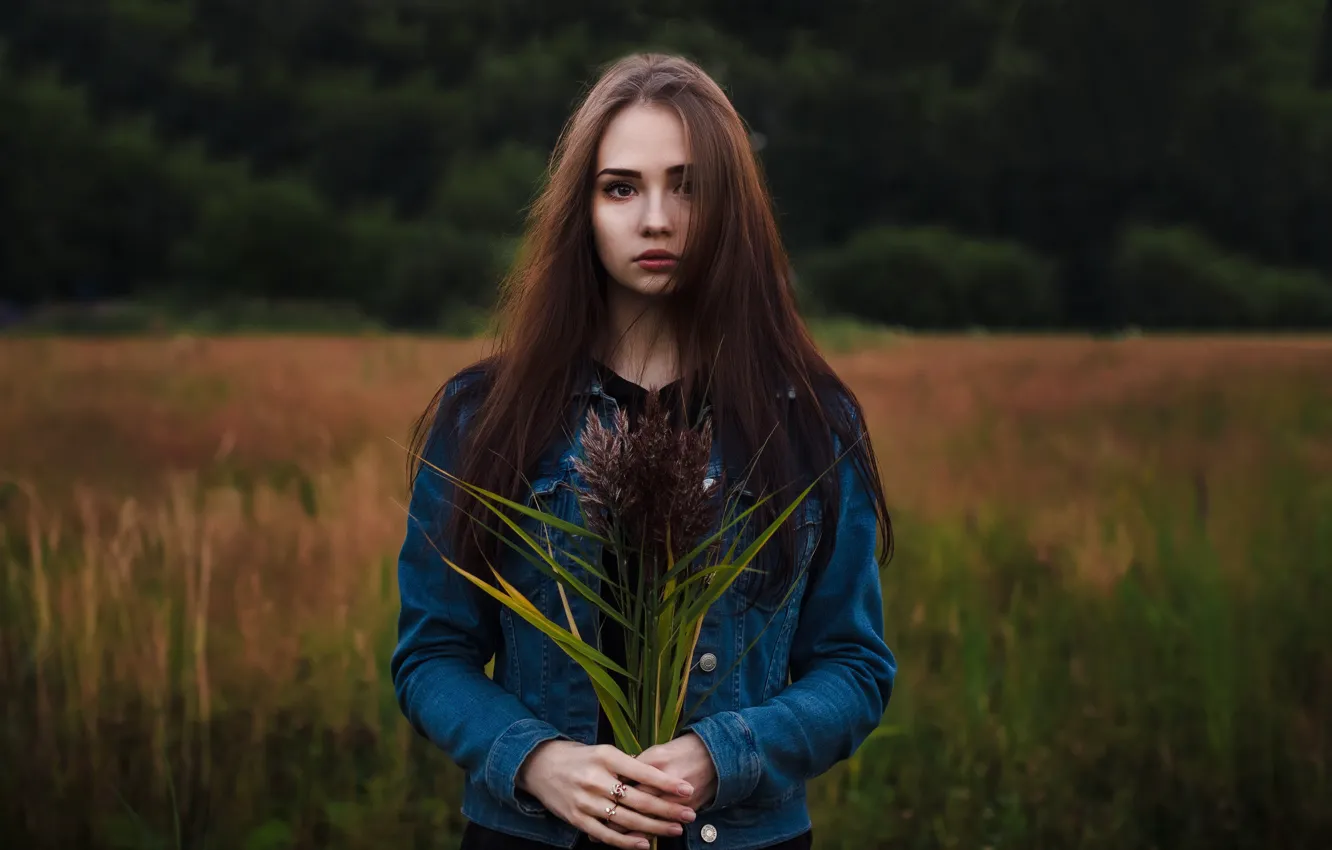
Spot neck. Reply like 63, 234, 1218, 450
597, 284, 680, 391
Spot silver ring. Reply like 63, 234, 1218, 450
611, 781, 627, 799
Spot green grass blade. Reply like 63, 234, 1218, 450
437, 554, 636, 715
660, 493, 775, 585
591, 677, 641, 755
407, 448, 609, 544
459, 485, 639, 637
490, 528, 637, 635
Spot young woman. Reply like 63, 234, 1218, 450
392, 53, 896, 850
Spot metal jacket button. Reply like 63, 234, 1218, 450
699, 653, 717, 672
701, 824, 718, 843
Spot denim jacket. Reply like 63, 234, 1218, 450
391, 365, 896, 850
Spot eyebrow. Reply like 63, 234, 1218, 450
595, 164, 690, 179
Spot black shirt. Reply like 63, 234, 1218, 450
460, 362, 812, 849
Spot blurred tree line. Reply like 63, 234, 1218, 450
1, 0, 1330, 331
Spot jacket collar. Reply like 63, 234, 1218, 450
571, 361, 796, 402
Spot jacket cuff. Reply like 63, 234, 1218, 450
486, 717, 572, 816
683, 711, 761, 811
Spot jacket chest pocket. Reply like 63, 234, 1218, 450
505, 472, 565, 596
719, 492, 821, 702
723, 490, 822, 616
503, 463, 609, 627
497, 466, 577, 708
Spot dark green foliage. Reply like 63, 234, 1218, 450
1, 0, 1331, 329
802, 226, 1060, 329
1113, 225, 1332, 329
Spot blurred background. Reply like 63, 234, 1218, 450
1, 1, 1330, 848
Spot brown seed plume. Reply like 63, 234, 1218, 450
572, 391, 717, 573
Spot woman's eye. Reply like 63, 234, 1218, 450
677, 181, 693, 196
605, 182, 635, 199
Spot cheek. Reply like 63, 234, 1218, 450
591, 204, 625, 257
672, 194, 690, 219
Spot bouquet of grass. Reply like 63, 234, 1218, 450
417, 392, 826, 756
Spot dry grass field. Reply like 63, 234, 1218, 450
5, 334, 1329, 510
2, 333, 1330, 849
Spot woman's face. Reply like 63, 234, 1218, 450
591, 103, 693, 298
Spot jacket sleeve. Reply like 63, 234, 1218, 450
390, 376, 571, 816
683, 417, 896, 810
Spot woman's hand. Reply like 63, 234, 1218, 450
517, 740, 698, 849
631, 733, 719, 813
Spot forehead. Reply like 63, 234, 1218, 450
597, 103, 689, 169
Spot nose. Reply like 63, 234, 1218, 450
639, 187, 673, 236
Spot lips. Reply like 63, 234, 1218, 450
636, 258, 677, 272
635, 250, 679, 272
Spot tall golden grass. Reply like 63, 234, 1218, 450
2, 334, 1330, 848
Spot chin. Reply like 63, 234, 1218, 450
614, 271, 677, 298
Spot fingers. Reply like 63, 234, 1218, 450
580, 813, 653, 850
617, 784, 695, 825
600, 804, 686, 840
602, 747, 692, 797
589, 821, 645, 844
585, 809, 646, 844
581, 786, 685, 839
576, 761, 692, 845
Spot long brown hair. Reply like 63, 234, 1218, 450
407, 53, 893, 605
